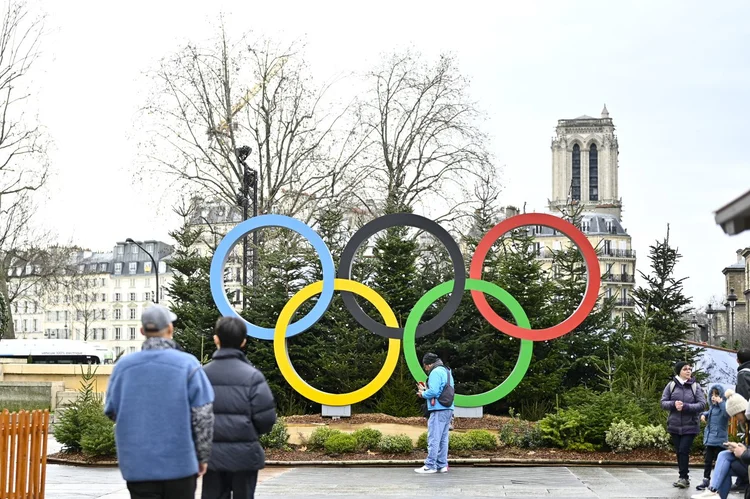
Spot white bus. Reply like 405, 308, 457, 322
0, 339, 109, 364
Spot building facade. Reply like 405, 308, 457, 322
538, 106, 637, 314
8, 240, 174, 359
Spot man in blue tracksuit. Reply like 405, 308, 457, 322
415, 352, 454, 474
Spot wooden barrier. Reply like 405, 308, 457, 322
0, 409, 49, 498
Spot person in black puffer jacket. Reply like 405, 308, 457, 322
202, 317, 277, 499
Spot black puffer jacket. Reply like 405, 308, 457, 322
202, 348, 277, 471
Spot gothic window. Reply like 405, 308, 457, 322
589, 144, 599, 201
571, 144, 581, 201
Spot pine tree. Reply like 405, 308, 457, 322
168, 213, 220, 363
616, 224, 696, 401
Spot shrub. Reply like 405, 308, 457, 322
575, 391, 647, 447
53, 400, 103, 453
520, 425, 544, 449
538, 409, 595, 451
639, 424, 671, 451
465, 430, 497, 450
498, 409, 540, 448
352, 428, 382, 451
324, 433, 358, 455
377, 434, 413, 454
605, 420, 641, 452
260, 419, 291, 450
80, 411, 116, 457
605, 420, 673, 452
416, 432, 428, 451
448, 432, 473, 452
305, 427, 342, 451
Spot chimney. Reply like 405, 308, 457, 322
505, 206, 518, 219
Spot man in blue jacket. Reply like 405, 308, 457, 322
415, 352, 454, 474
104, 305, 215, 498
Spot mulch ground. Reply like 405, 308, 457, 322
48, 413, 706, 466
284, 413, 506, 430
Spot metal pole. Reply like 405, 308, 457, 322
252, 170, 258, 288
126, 239, 158, 304
242, 163, 249, 310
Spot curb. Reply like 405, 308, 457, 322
46, 456, 702, 468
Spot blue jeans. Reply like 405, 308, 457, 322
425, 409, 453, 470
709, 450, 748, 498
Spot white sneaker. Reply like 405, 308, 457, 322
438, 466, 448, 473
414, 466, 437, 474
691, 490, 719, 498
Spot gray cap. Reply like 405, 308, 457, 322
141, 304, 177, 332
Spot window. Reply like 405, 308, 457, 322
144, 278, 151, 287
25, 264, 32, 275
114, 293, 121, 302
101, 328, 106, 340
621, 264, 627, 275
101, 293, 107, 302
129, 279, 136, 288
55, 311, 61, 321
114, 346, 121, 356
23, 301, 27, 313
589, 144, 598, 201
76, 311, 83, 321
144, 261, 152, 273
99, 263, 107, 272
129, 308, 136, 320
606, 287, 613, 298
129, 292, 136, 302
146, 243, 154, 254
129, 347, 137, 354
604, 240, 612, 255
115, 327, 121, 340
114, 309, 122, 320
32, 319, 37, 331
100, 309, 106, 319
128, 262, 137, 275
131, 244, 139, 254
571, 144, 581, 201
22, 319, 27, 332
114, 263, 122, 275
117, 245, 124, 255
92, 329, 97, 340
33, 302, 37, 313
129, 327, 137, 340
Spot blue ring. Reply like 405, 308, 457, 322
209, 214, 335, 340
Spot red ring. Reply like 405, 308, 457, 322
469, 213, 601, 341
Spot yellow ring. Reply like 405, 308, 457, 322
274, 278, 401, 406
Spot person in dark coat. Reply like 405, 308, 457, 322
733, 349, 750, 491
201, 317, 277, 499
696, 385, 730, 491
661, 361, 707, 489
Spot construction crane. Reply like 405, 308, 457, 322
207, 56, 287, 139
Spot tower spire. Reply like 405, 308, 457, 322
601, 104, 609, 118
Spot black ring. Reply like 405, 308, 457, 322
337, 213, 466, 339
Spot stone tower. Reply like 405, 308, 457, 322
549, 104, 621, 219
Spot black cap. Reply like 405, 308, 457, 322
674, 361, 689, 375
422, 352, 439, 365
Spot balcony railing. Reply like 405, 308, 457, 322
603, 273, 635, 283
615, 298, 635, 307
536, 248, 636, 259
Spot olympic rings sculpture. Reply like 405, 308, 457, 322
209, 212, 601, 407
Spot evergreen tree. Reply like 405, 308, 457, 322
616, 225, 696, 401
168, 213, 220, 363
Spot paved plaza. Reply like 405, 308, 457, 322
45, 463, 736, 499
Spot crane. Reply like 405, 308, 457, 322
207, 57, 287, 139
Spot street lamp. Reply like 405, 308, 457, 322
707, 304, 717, 345
690, 315, 698, 342
235, 145, 258, 310
728, 288, 738, 347
125, 238, 159, 304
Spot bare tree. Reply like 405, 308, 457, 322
138, 22, 368, 224
0, 2, 49, 339
354, 49, 493, 217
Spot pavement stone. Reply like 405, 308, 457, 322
43, 464, 728, 499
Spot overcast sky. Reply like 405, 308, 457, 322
28, 0, 750, 308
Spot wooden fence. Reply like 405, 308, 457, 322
0, 409, 50, 498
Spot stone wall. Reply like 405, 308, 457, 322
0, 381, 65, 412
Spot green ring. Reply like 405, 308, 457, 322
403, 278, 534, 408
